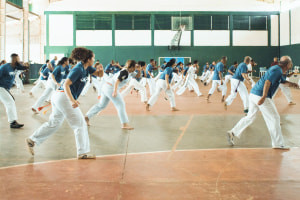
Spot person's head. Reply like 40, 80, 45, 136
279, 56, 293, 73
11, 53, 20, 65
57, 57, 69, 66
212, 61, 216, 65
193, 60, 198, 65
71, 47, 95, 67
68, 58, 74, 65
233, 61, 238, 67
46, 59, 50, 64
166, 58, 176, 68
110, 60, 115, 65
163, 61, 167, 65
0, 60, 7, 65
96, 60, 100, 63
125, 60, 137, 73
206, 62, 209, 65
187, 62, 192, 67
221, 56, 227, 64
177, 62, 183, 67
150, 59, 155, 65
94, 62, 103, 70
244, 56, 251, 64
274, 57, 278, 62
54, 56, 58, 61
138, 61, 146, 67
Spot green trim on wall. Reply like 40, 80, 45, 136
46, 14, 49, 59
73, 14, 76, 47
267, 15, 271, 47
191, 14, 194, 47
151, 14, 155, 46
112, 14, 116, 60
229, 15, 233, 46
289, 9, 291, 45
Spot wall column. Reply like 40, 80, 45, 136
0, 0, 5, 60
23, 0, 29, 62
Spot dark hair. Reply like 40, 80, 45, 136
68, 58, 74, 65
221, 56, 227, 61
138, 61, 146, 67
127, 60, 137, 69
233, 61, 238, 65
193, 60, 198, 64
187, 62, 192, 66
57, 57, 69, 66
11, 53, 18, 58
71, 47, 94, 64
177, 62, 183, 66
166, 58, 176, 67
46, 59, 50, 63
163, 61, 167, 63
150, 59, 154, 63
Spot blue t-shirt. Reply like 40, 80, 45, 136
52, 65, 68, 83
51, 59, 56, 68
251, 65, 283, 99
183, 66, 189, 76
64, 62, 96, 100
104, 64, 114, 75
209, 64, 215, 70
212, 62, 224, 80
160, 67, 173, 83
232, 62, 248, 81
146, 64, 153, 78
203, 65, 208, 72
63, 65, 70, 79
0, 63, 27, 90
41, 64, 47, 71
113, 65, 121, 74
160, 64, 166, 72
41, 67, 52, 80
227, 65, 236, 75
134, 70, 143, 82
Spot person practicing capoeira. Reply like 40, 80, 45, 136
206, 57, 227, 102
146, 58, 179, 111
227, 56, 299, 149
0, 53, 28, 128
176, 62, 202, 97
171, 62, 184, 91
154, 61, 167, 81
26, 47, 103, 159
219, 61, 238, 97
29, 60, 52, 96
224, 56, 252, 113
14, 68, 26, 93
274, 72, 297, 105
204, 61, 216, 86
121, 61, 148, 104
50, 56, 57, 69
32, 57, 69, 113
247, 59, 256, 88
200, 62, 209, 82
85, 60, 137, 130
145, 59, 156, 96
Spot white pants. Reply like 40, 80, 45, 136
248, 74, 256, 88
274, 84, 293, 103
140, 77, 147, 87
219, 75, 232, 96
154, 72, 163, 81
147, 78, 156, 95
225, 78, 249, 110
121, 79, 147, 102
32, 79, 56, 110
86, 83, 129, 124
208, 80, 226, 96
0, 87, 18, 123
81, 77, 103, 97
30, 79, 47, 94
171, 73, 183, 90
177, 76, 202, 96
30, 91, 90, 156
201, 71, 210, 81
206, 71, 214, 84
148, 79, 176, 108
231, 94, 285, 147
15, 75, 24, 92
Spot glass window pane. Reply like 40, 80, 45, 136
233, 15, 249, 30
194, 15, 211, 30
212, 15, 228, 30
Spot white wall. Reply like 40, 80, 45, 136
49, 14, 73, 46
271, 15, 279, 46
291, 6, 300, 45
280, 11, 290, 46
115, 30, 151, 46
5, 21, 23, 61
194, 31, 229, 46
154, 31, 191, 46
233, 31, 268, 46
76, 30, 112, 46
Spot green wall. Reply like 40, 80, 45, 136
280, 44, 300, 66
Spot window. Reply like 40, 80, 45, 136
250, 16, 267, 30
194, 15, 211, 30
233, 15, 249, 30
155, 15, 172, 30
115, 15, 150, 30
212, 15, 229, 30
7, 0, 23, 7
76, 14, 112, 30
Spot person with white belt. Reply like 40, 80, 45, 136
146, 58, 179, 111
219, 61, 238, 96
26, 47, 103, 159
0, 53, 28, 128
227, 56, 299, 149
204, 61, 216, 86
145, 59, 156, 96
29, 60, 52, 96
154, 61, 167, 82
224, 56, 252, 113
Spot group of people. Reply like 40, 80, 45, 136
0, 48, 299, 159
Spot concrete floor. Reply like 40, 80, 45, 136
0, 81, 300, 199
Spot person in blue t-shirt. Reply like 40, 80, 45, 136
30, 60, 53, 96
32, 57, 70, 113
146, 59, 156, 95
154, 61, 167, 82
206, 57, 227, 102
147, 58, 179, 111
204, 61, 216, 86
121, 61, 148, 104
274, 72, 296, 105
224, 56, 252, 113
104, 60, 116, 75
227, 56, 299, 149
0, 53, 28, 128
27, 47, 103, 159
50, 56, 57, 69
221, 61, 238, 96
200, 62, 209, 82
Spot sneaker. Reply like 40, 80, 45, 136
78, 153, 96, 159
227, 131, 235, 146
25, 138, 35, 155
273, 145, 290, 150
10, 121, 24, 129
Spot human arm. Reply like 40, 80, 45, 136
257, 80, 271, 105
64, 78, 80, 108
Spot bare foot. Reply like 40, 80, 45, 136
206, 97, 210, 103
171, 107, 179, 111
29, 92, 33, 96
146, 104, 150, 111
144, 101, 147, 105
221, 97, 225, 102
122, 124, 134, 130
85, 116, 90, 126
31, 108, 38, 114
224, 103, 227, 110
289, 102, 296, 105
